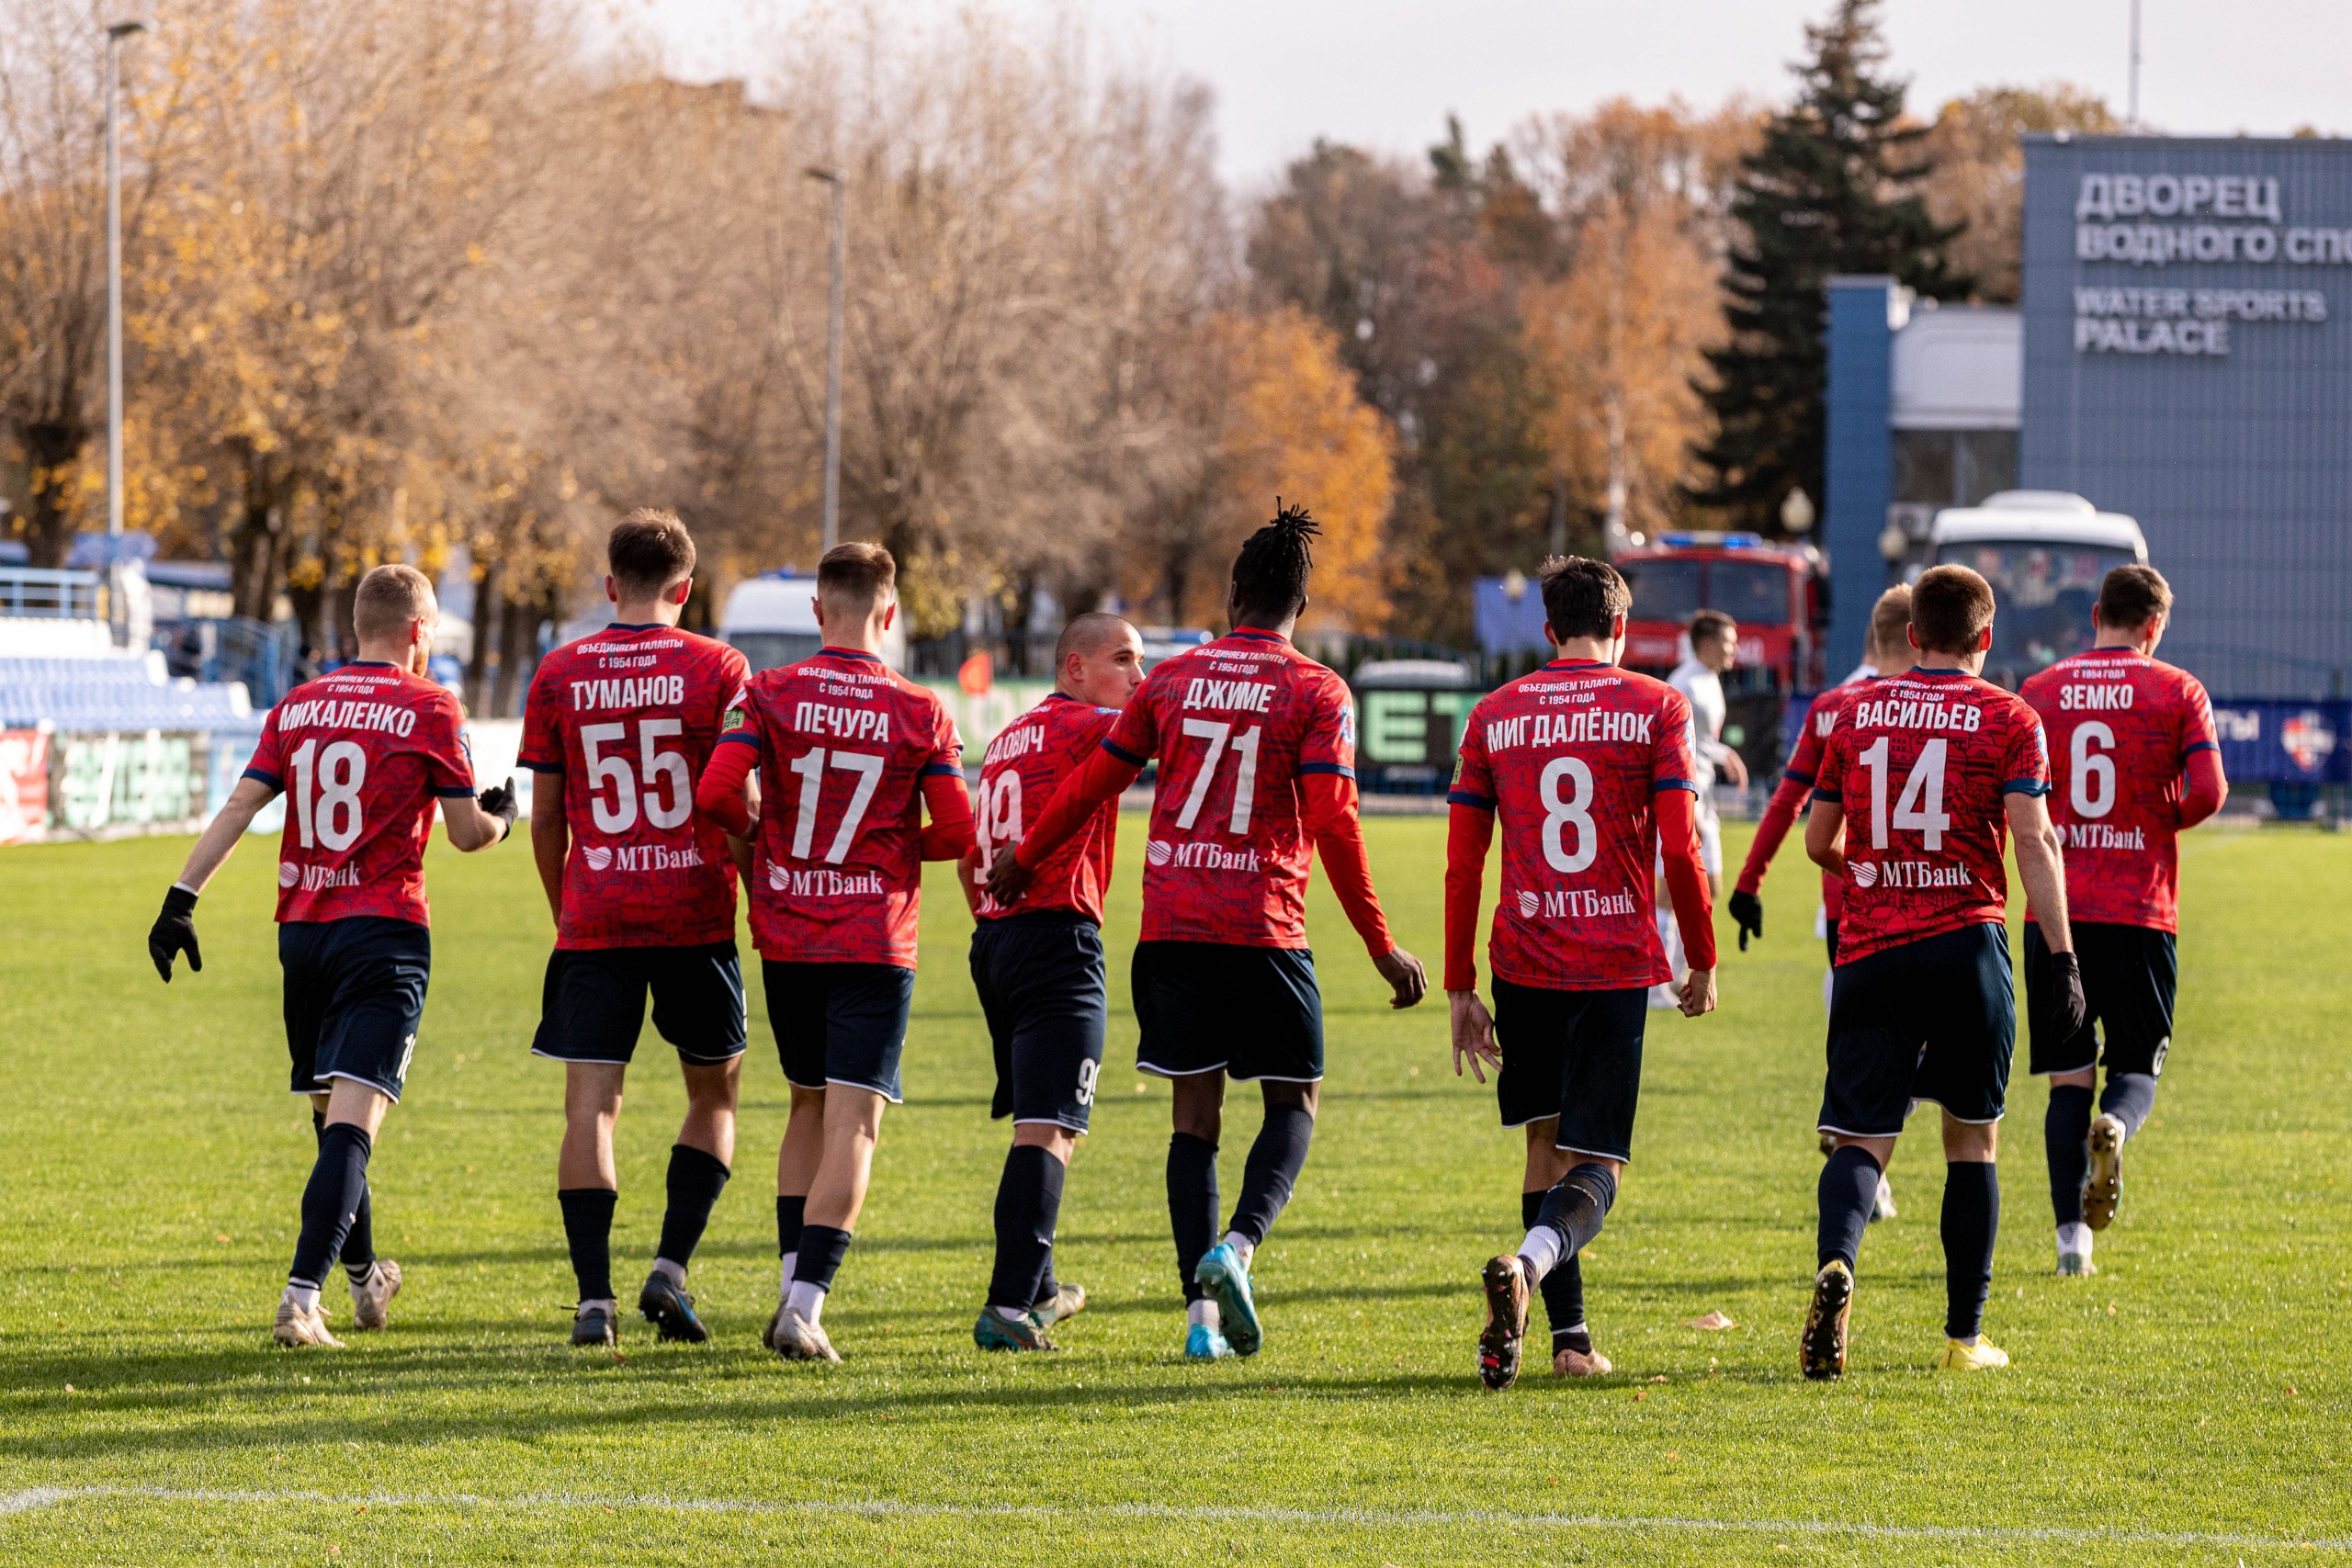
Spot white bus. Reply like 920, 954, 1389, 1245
1926, 491, 2148, 689
720, 572, 909, 672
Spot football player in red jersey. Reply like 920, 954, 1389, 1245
695, 542, 976, 1361
1442, 558, 1718, 1390
148, 566, 516, 1348
988, 504, 1427, 1362
517, 512, 753, 1348
2021, 566, 2226, 1277
1799, 565, 2086, 1379
959, 612, 1146, 1351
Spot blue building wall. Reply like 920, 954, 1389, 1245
1824, 277, 1899, 677
2022, 135, 2352, 698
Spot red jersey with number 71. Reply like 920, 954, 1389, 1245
974, 692, 1121, 923
1810, 669, 2050, 964
518, 624, 750, 949
1101, 629, 1354, 948
2020, 649, 2219, 932
1448, 660, 1699, 990
242, 663, 476, 926
718, 648, 963, 965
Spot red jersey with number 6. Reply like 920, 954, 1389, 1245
1102, 629, 1353, 948
1811, 670, 2050, 964
243, 663, 476, 926
974, 692, 1121, 923
718, 648, 963, 965
2020, 649, 2219, 932
1448, 660, 1699, 990
518, 624, 750, 949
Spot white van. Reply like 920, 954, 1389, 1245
1926, 491, 2148, 688
720, 572, 909, 672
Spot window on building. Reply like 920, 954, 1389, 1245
1893, 429, 2019, 507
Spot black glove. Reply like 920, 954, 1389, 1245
1727, 888, 1764, 952
478, 777, 518, 835
2037, 948, 2088, 1044
149, 885, 201, 982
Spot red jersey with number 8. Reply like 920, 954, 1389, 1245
1810, 669, 2050, 964
243, 663, 476, 926
974, 692, 1121, 923
2019, 649, 2219, 932
519, 625, 751, 949
1448, 660, 1699, 990
718, 648, 963, 965
1102, 629, 1353, 948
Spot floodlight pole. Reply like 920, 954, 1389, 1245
105, 19, 148, 540
805, 167, 845, 553
2128, 0, 2141, 130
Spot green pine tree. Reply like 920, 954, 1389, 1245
1688, 0, 1969, 533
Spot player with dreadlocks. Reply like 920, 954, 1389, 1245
991, 502, 1427, 1361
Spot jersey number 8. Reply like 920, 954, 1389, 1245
1540, 756, 1598, 873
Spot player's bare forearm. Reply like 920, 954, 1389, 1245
174, 777, 275, 892
725, 832, 754, 882
2007, 794, 2074, 953
956, 846, 986, 919
1804, 798, 1847, 879
443, 794, 511, 852
531, 805, 567, 924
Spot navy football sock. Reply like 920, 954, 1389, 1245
1167, 1133, 1219, 1303
559, 1188, 617, 1304
1941, 1160, 2000, 1341
792, 1224, 854, 1292
1816, 1145, 1882, 1272
1533, 1162, 1618, 1258
2100, 1072, 2158, 1140
988, 1145, 1066, 1313
318, 1111, 374, 1280
1227, 1104, 1315, 1248
289, 1123, 373, 1291
654, 1145, 730, 1272
2045, 1085, 2094, 1227
1034, 1251, 1059, 1310
1524, 1190, 1587, 1349
776, 1194, 806, 1261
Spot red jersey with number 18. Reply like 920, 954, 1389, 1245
974, 692, 1121, 923
1448, 660, 1699, 990
718, 648, 963, 965
243, 663, 476, 926
1811, 669, 2050, 964
2020, 648, 2219, 932
518, 624, 751, 949
1102, 629, 1355, 948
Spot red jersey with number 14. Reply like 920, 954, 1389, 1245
1811, 669, 2050, 964
518, 625, 750, 949
975, 692, 1121, 923
1102, 629, 1355, 948
2020, 649, 2219, 932
243, 663, 476, 926
1449, 660, 1699, 990
719, 649, 963, 965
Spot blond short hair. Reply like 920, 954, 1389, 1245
353, 564, 436, 642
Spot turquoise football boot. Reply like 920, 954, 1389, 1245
1193, 1242, 1262, 1357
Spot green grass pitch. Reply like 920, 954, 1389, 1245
0, 816, 2346, 1564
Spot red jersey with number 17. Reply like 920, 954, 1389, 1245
975, 692, 1121, 923
1449, 660, 1699, 990
243, 663, 476, 926
718, 648, 963, 965
1811, 669, 2050, 964
1102, 629, 1355, 948
518, 624, 750, 949
2020, 649, 2219, 932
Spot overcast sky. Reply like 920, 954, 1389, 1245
594, 0, 2346, 189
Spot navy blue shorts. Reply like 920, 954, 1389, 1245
970, 912, 1109, 1133
532, 943, 746, 1066
280, 917, 431, 1102
1132, 941, 1323, 1083
762, 960, 915, 1102
1491, 979, 1649, 1164
1820, 921, 2015, 1137
2026, 921, 2177, 1079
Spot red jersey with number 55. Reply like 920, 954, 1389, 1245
518, 625, 750, 949
1449, 660, 1699, 990
243, 663, 475, 926
2020, 649, 2219, 932
1811, 670, 2050, 964
1102, 629, 1353, 948
718, 648, 962, 965
975, 692, 1121, 923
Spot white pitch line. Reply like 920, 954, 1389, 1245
1, 1484, 2346, 1551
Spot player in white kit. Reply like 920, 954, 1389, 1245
1656, 610, 1747, 1007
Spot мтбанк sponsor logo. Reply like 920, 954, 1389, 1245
1146, 839, 1262, 873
